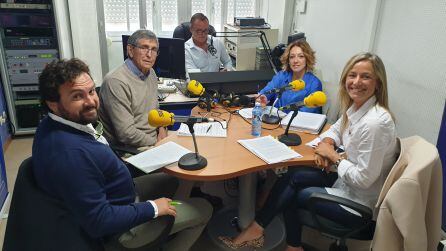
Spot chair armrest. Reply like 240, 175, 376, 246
307, 192, 373, 221
305, 192, 375, 240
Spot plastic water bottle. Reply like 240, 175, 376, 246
251, 102, 262, 137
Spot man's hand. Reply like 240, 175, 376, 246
157, 127, 168, 142
154, 198, 177, 217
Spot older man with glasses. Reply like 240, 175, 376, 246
185, 13, 233, 72
99, 29, 168, 154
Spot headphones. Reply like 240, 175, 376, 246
220, 93, 240, 107
208, 36, 217, 56
220, 93, 255, 108
197, 89, 219, 110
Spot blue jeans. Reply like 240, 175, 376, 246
255, 166, 366, 247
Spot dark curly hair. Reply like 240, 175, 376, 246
39, 58, 90, 105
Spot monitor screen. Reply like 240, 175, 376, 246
122, 35, 186, 79
188, 70, 274, 95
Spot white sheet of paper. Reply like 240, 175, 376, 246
126, 142, 191, 173
177, 121, 227, 137
238, 135, 302, 164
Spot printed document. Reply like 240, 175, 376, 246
238, 135, 302, 164
177, 121, 227, 137
126, 142, 191, 173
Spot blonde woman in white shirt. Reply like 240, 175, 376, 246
220, 52, 398, 251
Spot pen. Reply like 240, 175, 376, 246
206, 125, 212, 133
169, 201, 182, 206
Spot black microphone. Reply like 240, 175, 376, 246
208, 36, 217, 56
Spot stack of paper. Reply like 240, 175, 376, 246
280, 111, 327, 134
238, 135, 302, 164
177, 121, 227, 137
126, 142, 191, 173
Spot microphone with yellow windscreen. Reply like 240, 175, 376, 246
278, 91, 328, 146
148, 109, 175, 127
262, 79, 307, 125
279, 91, 327, 110
187, 80, 206, 96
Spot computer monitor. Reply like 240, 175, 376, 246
188, 70, 275, 95
122, 35, 186, 79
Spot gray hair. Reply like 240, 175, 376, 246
127, 29, 158, 47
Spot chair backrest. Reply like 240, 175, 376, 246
372, 135, 443, 251
173, 21, 217, 42
3, 157, 103, 251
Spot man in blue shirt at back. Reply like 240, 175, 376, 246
32, 58, 212, 250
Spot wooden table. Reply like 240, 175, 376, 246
159, 106, 319, 181
157, 105, 324, 250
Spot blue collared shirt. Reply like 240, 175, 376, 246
259, 71, 323, 113
125, 58, 150, 80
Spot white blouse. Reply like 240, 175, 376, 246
320, 96, 399, 209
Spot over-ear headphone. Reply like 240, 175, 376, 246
220, 93, 242, 107
208, 36, 217, 56
197, 89, 219, 110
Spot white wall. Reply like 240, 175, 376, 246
53, 0, 74, 59
67, 0, 106, 85
373, 0, 446, 143
292, 0, 379, 123
293, 0, 446, 144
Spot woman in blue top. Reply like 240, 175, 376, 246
258, 39, 322, 114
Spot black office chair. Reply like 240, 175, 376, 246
296, 193, 376, 251
172, 21, 217, 41
3, 157, 174, 251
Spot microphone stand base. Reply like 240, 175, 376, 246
278, 133, 302, 146
262, 114, 280, 124
178, 153, 207, 170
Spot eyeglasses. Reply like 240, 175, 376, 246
132, 44, 159, 55
193, 28, 209, 35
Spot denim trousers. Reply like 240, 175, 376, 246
255, 166, 366, 247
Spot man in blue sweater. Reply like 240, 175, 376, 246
33, 58, 212, 250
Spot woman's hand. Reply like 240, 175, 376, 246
256, 94, 268, 107
315, 141, 339, 163
315, 153, 331, 171
153, 198, 177, 217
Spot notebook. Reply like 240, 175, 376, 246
280, 111, 327, 134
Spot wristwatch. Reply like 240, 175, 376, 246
334, 154, 346, 169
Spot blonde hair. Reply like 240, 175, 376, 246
338, 52, 393, 133
280, 40, 316, 72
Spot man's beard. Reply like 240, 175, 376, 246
58, 104, 98, 125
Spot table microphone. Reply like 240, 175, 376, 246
262, 79, 306, 124
148, 109, 210, 170
278, 91, 327, 146
187, 80, 214, 111
148, 109, 214, 127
